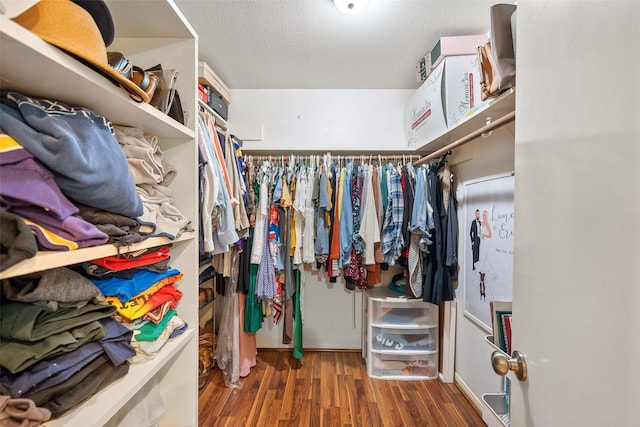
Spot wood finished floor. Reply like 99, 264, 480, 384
198, 350, 486, 427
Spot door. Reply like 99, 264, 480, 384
508, 2, 640, 426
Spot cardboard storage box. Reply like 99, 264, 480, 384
428, 34, 488, 71
405, 55, 489, 148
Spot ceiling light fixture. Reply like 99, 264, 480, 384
333, 0, 368, 14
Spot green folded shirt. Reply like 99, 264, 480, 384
0, 301, 116, 342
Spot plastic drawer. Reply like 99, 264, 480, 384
369, 352, 438, 379
370, 303, 437, 327
371, 326, 436, 352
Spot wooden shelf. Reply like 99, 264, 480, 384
0, 17, 194, 140
0, 233, 195, 280
198, 61, 231, 104
43, 328, 195, 427
414, 88, 515, 153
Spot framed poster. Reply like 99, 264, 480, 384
462, 172, 514, 332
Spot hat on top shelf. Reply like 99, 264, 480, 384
11, 0, 149, 103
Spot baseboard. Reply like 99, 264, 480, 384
257, 348, 361, 353
454, 372, 483, 414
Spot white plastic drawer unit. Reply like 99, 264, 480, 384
365, 287, 439, 380
369, 352, 438, 379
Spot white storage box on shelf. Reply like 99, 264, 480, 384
365, 287, 439, 380
405, 54, 490, 148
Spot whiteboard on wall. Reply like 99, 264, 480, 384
462, 172, 514, 332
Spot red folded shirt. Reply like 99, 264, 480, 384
91, 246, 170, 271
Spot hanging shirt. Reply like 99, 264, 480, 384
223, 130, 250, 237
205, 117, 237, 207
198, 115, 239, 252
338, 161, 354, 267
255, 214, 277, 300
359, 164, 381, 265
375, 164, 384, 231
302, 166, 317, 264
250, 172, 269, 264
196, 121, 218, 253
380, 164, 404, 265
314, 165, 330, 257
292, 169, 306, 265
329, 166, 344, 261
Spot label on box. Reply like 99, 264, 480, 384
405, 63, 447, 148
444, 55, 489, 127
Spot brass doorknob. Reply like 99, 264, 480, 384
491, 350, 528, 382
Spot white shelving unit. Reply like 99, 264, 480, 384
0, 1, 200, 425
365, 287, 439, 380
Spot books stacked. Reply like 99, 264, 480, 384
490, 300, 512, 355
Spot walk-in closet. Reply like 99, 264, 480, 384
1, 1, 638, 426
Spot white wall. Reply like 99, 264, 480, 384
230, 89, 413, 152
255, 264, 403, 349
450, 124, 515, 409
230, 89, 409, 349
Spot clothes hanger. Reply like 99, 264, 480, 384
437, 150, 452, 169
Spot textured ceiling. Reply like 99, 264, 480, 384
174, 0, 497, 90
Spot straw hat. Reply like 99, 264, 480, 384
12, 0, 149, 103
71, 0, 115, 47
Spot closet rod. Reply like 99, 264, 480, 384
246, 154, 421, 162
412, 110, 515, 167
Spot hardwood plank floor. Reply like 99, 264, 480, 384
198, 350, 486, 427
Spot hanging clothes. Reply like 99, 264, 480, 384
244, 233, 264, 333
255, 213, 277, 301
314, 164, 330, 264
250, 170, 269, 264
360, 164, 381, 266
292, 167, 306, 266
302, 165, 317, 264
422, 162, 454, 304
338, 161, 354, 267
344, 165, 367, 289
380, 164, 404, 266
197, 114, 238, 252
